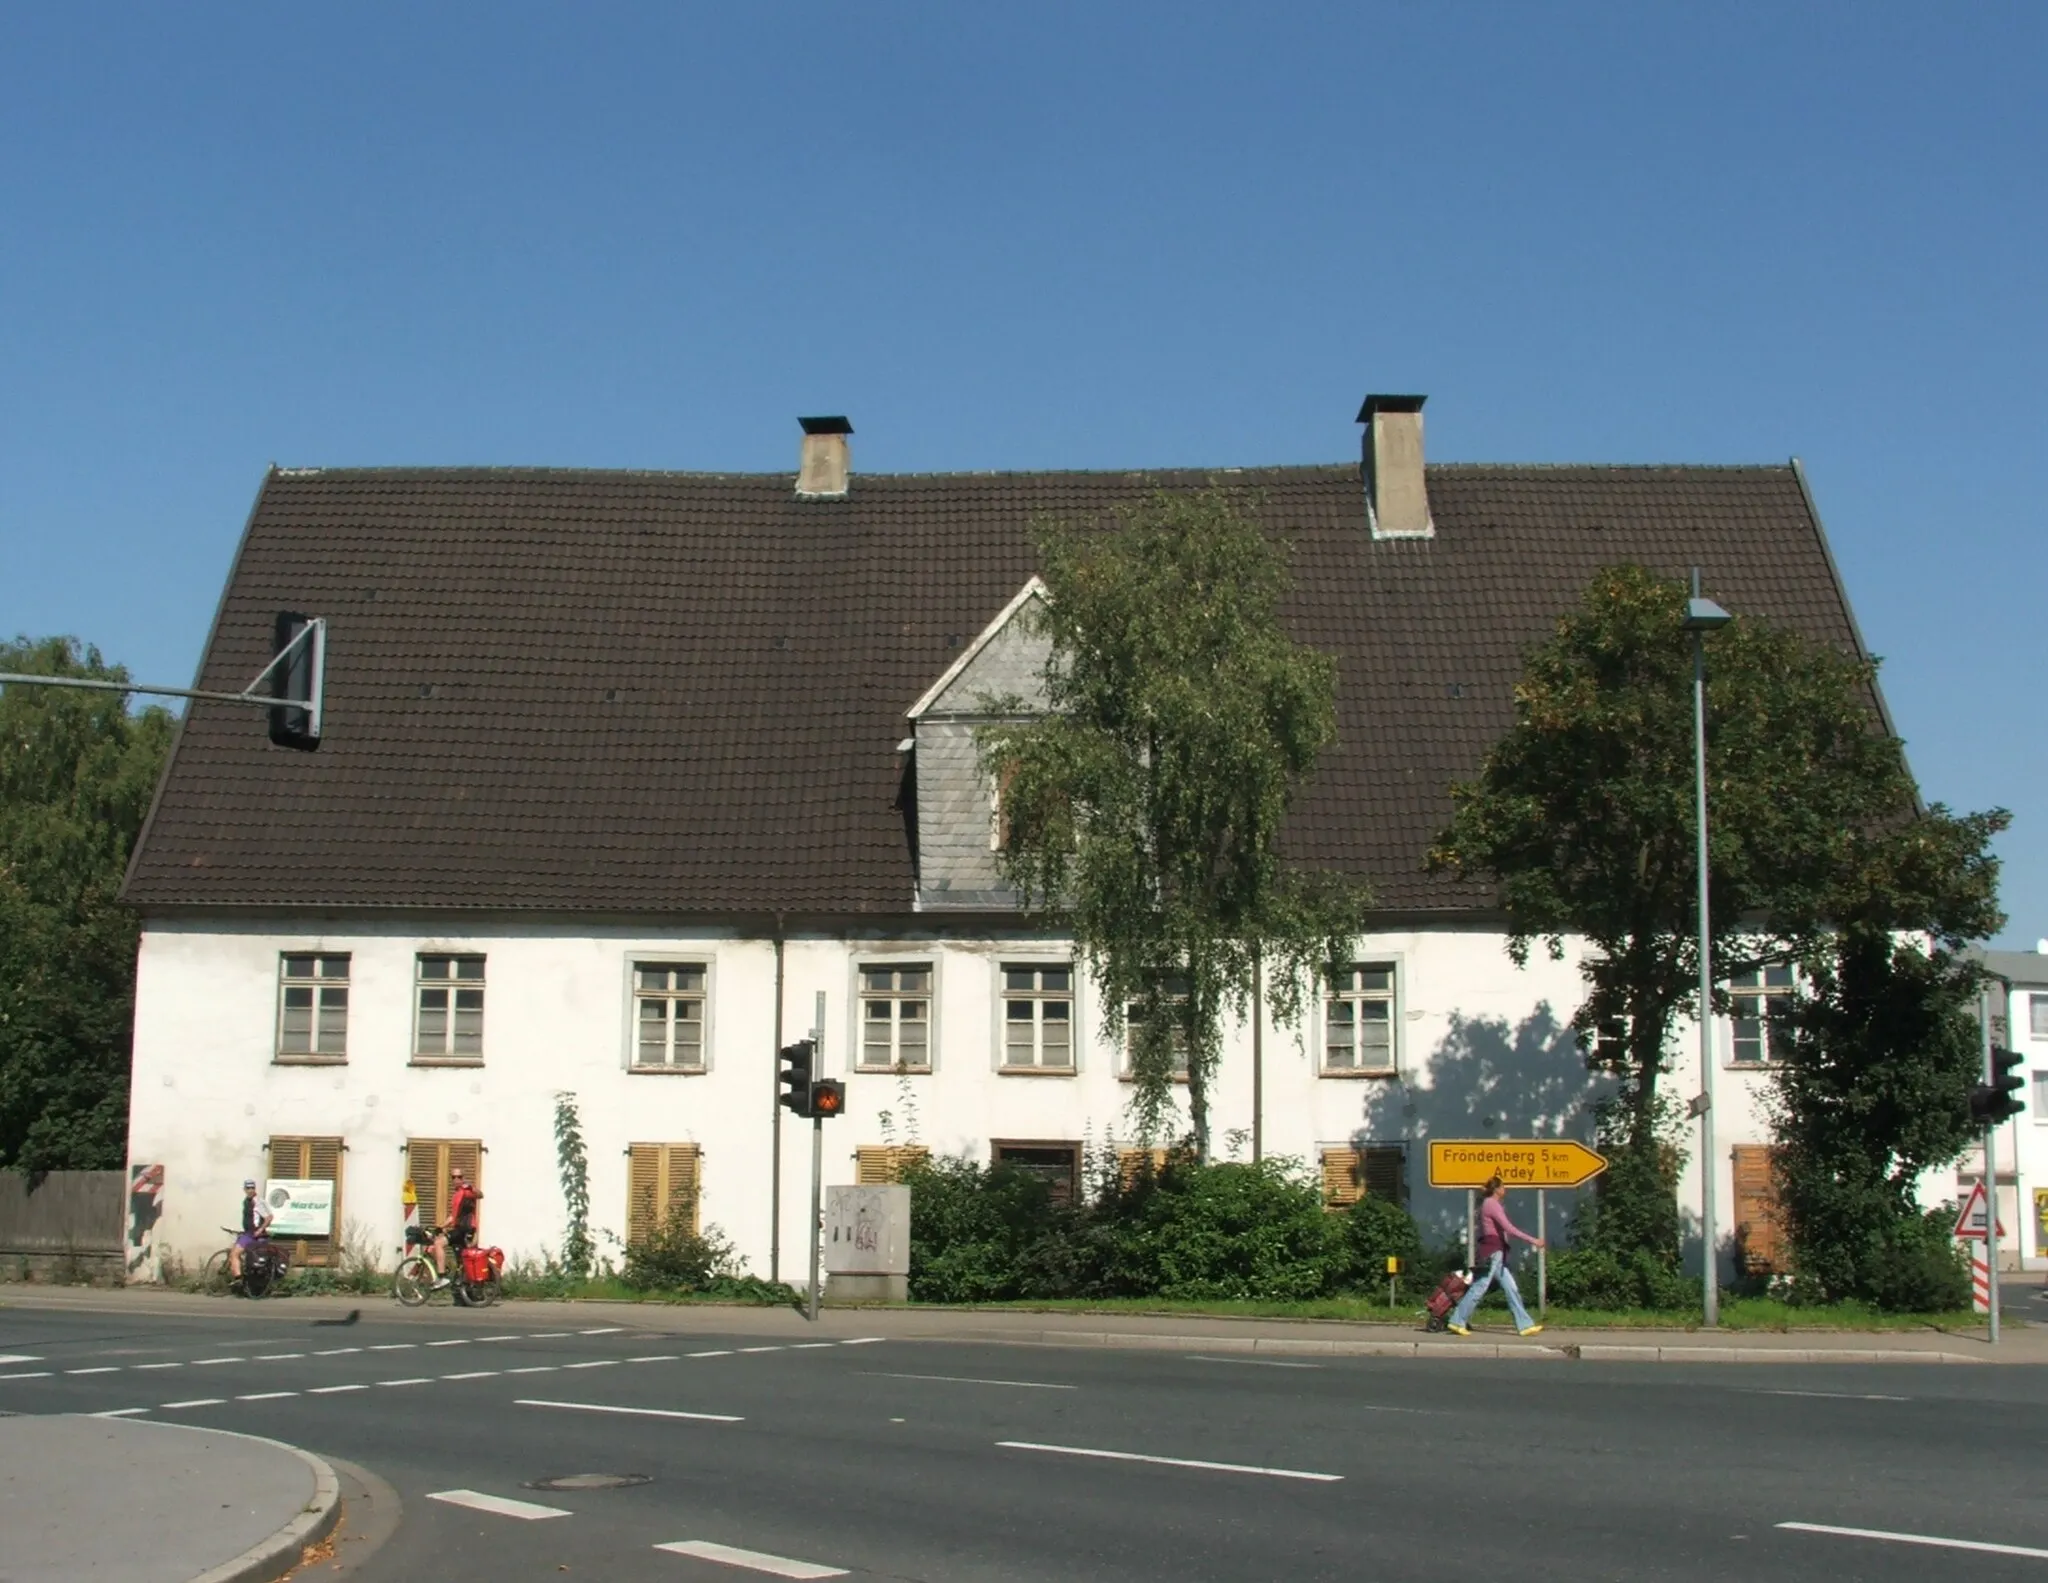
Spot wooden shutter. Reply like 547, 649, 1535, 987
1731, 1145, 1783, 1274
627, 1144, 701, 1244
406, 1138, 483, 1237
1321, 1148, 1365, 1210
267, 1135, 344, 1267
856, 1146, 928, 1185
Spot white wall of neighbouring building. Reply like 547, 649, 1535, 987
129, 914, 1822, 1282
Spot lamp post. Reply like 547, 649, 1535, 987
1683, 568, 1733, 1328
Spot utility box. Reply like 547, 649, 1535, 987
824, 1184, 910, 1303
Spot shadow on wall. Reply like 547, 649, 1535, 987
1352, 1004, 1614, 1250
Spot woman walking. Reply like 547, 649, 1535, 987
1447, 1175, 1545, 1337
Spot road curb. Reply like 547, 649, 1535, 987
129, 1418, 343, 1583
967, 1329, 1988, 1364
1563, 1342, 1986, 1365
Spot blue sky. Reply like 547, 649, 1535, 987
2, 5, 2042, 946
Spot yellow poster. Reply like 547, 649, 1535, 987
2035, 1188, 2048, 1255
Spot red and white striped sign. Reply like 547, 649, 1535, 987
1971, 1252, 1992, 1315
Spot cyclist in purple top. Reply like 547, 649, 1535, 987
227, 1179, 272, 1283
1447, 1174, 1546, 1337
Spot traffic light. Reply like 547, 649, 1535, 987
778, 1038, 816, 1117
266, 612, 326, 751
1970, 1046, 2026, 1125
808, 1079, 845, 1119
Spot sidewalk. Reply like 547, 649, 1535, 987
0, 1413, 339, 1583
7, 1281, 2044, 1363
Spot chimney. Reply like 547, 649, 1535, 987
1356, 394, 1433, 538
796, 415, 853, 498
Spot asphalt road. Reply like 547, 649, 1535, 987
3, 1302, 2047, 1582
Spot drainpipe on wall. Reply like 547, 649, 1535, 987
770, 920, 786, 1284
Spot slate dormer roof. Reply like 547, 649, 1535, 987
123, 461, 1877, 919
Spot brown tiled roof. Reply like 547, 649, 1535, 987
123, 460, 1870, 917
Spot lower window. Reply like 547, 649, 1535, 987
404, 1138, 482, 1238
264, 1135, 344, 1266
626, 1143, 701, 1244
1320, 1144, 1406, 1209
992, 1140, 1081, 1207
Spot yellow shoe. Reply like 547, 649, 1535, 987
1519, 1324, 1545, 1337
1446, 1322, 1469, 1336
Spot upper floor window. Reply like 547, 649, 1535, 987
860, 964, 931, 1070
1729, 965, 1795, 1066
415, 954, 485, 1061
277, 954, 349, 1060
1123, 980, 1190, 1080
1324, 965, 1396, 1075
1002, 965, 1073, 1070
2031, 993, 2048, 1040
634, 963, 707, 1071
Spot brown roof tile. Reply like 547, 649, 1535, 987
123, 460, 1868, 917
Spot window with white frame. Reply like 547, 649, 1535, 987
2033, 1070, 2048, 1120
860, 964, 931, 1070
277, 954, 349, 1060
1324, 964, 1396, 1074
414, 954, 485, 1060
2031, 993, 2048, 1040
1729, 965, 1795, 1065
634, 963, 707, 1070
1002, 965, 1073, 1069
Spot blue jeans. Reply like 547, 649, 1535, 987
1450, 1251, 1535, 1330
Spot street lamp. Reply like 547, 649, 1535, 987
1683, 568, 1733, 1327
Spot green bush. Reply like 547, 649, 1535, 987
1862, 1207, 1970, 1314
622, 1205, 745, 1292
902, 1155, 1075, 1303
1545, 1245, 1701, 1311
1341, 1193, 1429, 1297
1093, 1160, 1345, 1301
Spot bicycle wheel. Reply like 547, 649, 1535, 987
458, 1274, 497, 1308
201, 1248, 233, 1294
393, 1255, 434, 1308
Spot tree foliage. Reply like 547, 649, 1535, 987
977, 490, 1366, 1158
0, 638, 173, 1170
1427, 566, 2005, 1262
1765, 932, 1983, 1309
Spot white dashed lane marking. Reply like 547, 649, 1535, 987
517, 1399, 744, 1423
428, 1489, 571, 1521
441, 1371, 500, 1380
655, 1539, 847, 1578
1779, 1522, 2048, 1561
0, 1354, 41, 1365
997, 1441, 1342, 1483
66, 1367, 120, 1376
163, 1398, 225, 1409
309, 1384, 367, 1394
237, 1391, 298, 1401
0, 1372, 53, 1381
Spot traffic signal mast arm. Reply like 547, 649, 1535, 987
0, 614, 326, 751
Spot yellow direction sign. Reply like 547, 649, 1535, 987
1427, 1139, 1608, 1191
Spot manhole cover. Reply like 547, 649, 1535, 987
525, 1473, 652, 1491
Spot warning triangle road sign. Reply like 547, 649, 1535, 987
1953, 1180, 2007, 1240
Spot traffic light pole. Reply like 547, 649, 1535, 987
1981, 982, 2001, 1344
807, 990, 826, 1323
808, 1114, 824, 1322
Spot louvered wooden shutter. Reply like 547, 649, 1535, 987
1321, 1148, 1365, 1210
627, 1144, 702, 1244
856, 1146, 929, 1185
1117, 1147, 1165, 1188
267, 1136, 345, 1267
406, 1139, 482, 1237
1731, 1145, 1783, 1274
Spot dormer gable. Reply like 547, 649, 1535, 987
907, 577, 1052, 723
904, 578, 1052, 908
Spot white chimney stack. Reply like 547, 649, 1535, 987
1358, 394, 1433, 539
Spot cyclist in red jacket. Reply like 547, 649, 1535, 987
432, 1168, 482, 1287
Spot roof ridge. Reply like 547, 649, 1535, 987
265, 459, 1797, 482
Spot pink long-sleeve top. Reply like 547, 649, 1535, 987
1475, 1195, 1538, 1259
